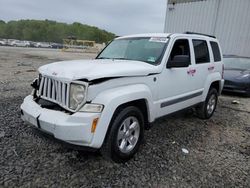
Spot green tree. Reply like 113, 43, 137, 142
0, 19, 116, 43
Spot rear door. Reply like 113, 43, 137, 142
189, 38, 212, 91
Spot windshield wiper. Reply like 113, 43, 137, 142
97, 57, 112, 59
114, 57, 151, 64
112, 57, 129, 60
97, 57, 151, 64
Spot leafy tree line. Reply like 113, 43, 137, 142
0, 19, 115, 43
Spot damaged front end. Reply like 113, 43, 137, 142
30, 75, 89, 113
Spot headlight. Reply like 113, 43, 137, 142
69, 83, 87, 110
236, 74, 250, 80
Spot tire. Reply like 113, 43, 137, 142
101, 106, 144, 163
196, 88, 218, 119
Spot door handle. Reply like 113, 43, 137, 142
208, 66, 215, 71
187, 69, 196, 76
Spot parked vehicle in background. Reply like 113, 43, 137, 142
223, 55, 250, 96
51, 43, 64, 49
0, 39, 7, 46
35, 42, 52, 48
6, 39, 16, 46
10, 40, 30, 47
63, 44, 87, 49
29, 41, 37, 48
21, 33, 224, 162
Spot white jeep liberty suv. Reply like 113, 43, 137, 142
21, 32, 224, 162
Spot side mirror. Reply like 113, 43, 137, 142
167, 55, 190, 68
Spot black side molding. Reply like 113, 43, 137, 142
161, 91, 203, 108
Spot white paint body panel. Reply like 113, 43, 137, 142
21, 33, 224, 148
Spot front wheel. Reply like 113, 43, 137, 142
101, 106, 144, 163
196, 88, 218, 119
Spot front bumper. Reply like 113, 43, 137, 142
21, 95, 101, 147
223, 86, 249, 94
223, 80, 250, 95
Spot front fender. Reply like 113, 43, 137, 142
89, 84, 154, 148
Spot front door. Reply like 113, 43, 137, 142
157, 38, 203, 117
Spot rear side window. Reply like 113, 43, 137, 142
210, 41, 221, 62
192, 40, 210, 64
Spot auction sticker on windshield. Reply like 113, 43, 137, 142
149, 37, 168, 43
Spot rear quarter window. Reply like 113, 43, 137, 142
210, 41, 221, 62
192, 40, 210, 64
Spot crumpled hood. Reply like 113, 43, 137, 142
38, 59, 159, 81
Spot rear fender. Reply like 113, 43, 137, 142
203, 72, 223, 100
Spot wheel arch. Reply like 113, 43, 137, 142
89, 84, 154, 148
202, 73, 223, 101
111, 98, 149, 128
210, 80, 220, 93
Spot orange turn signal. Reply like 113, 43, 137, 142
91, 118, 99, 133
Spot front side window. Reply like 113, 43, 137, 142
193, 40, 210, 64
97, 37, 168, 65
168, 39, 190, 63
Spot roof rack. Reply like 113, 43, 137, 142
184, 31, 216, 38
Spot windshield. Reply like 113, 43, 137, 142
224, 57, 250, 70
97, 37, 168, 65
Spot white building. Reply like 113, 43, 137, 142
164, 0, 250, 57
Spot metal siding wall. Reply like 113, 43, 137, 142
165, 0, 217, 34
215, 0, 250, 56
165, 0, 250, 57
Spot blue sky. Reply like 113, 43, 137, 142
0, 0, 167, 35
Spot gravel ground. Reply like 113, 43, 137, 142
0, 46, 249, 187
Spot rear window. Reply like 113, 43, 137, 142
192, 40, 210, 64
210, 41, 221, 62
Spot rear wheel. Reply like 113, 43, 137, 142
196, 88, 218, 119
101, 106, 144, 163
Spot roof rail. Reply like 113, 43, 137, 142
184, 31, 216, 38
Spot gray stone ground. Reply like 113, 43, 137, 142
0, 46, 249, 187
